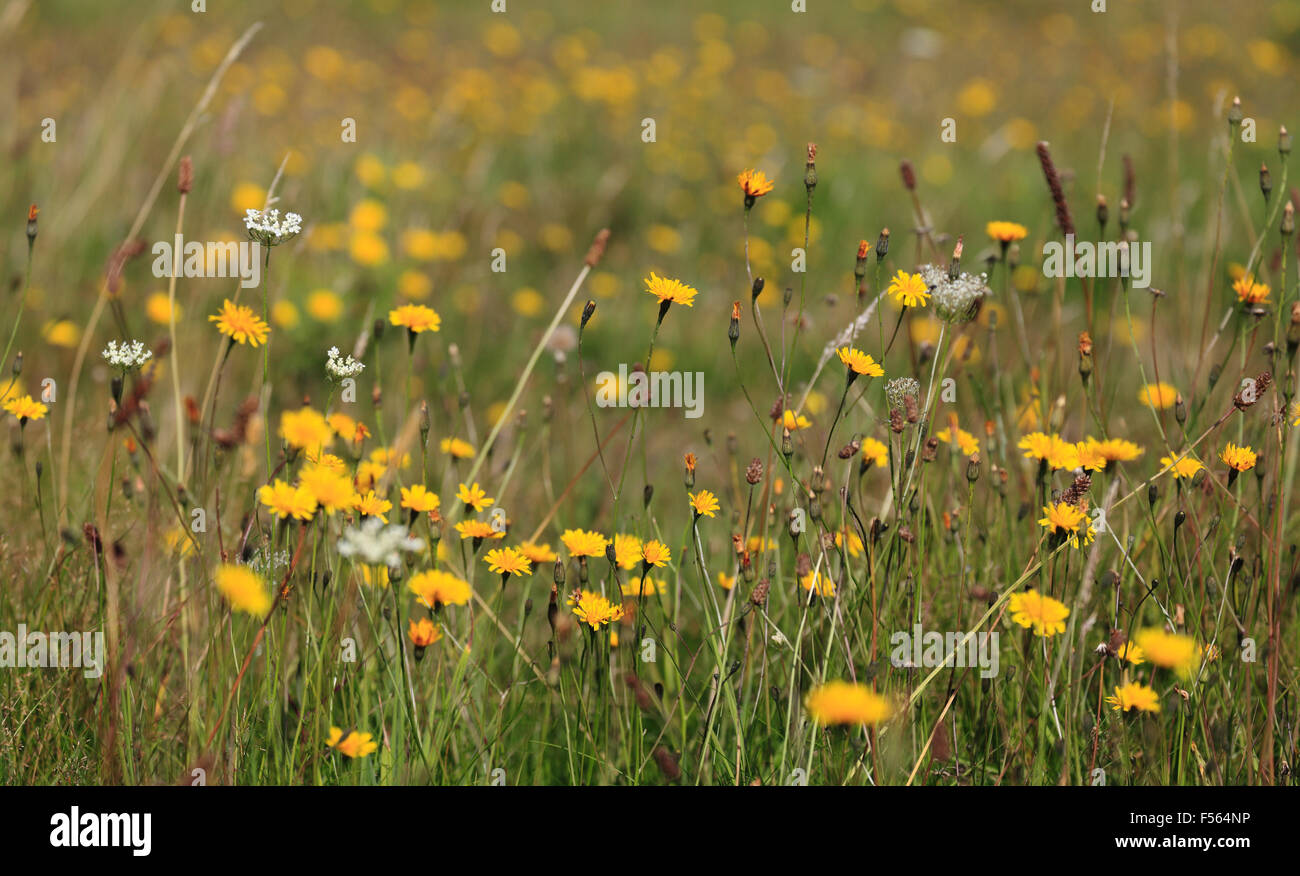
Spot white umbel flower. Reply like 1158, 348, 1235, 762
244, 208, 303, 246
326, 346, 365, 379
919, 263, 988, 324
337, 517, 424, 568
101, 339, 154, 370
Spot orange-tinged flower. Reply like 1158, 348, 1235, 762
408, 569, 471, 608
1232, 274, 1270, 304
1007, 589, 1069, 637
561, 528, 609, 557
519, 541, 558, 564
440, 437, 474, 458
641, 539, 671, 568
408, 617, 443, 648
3, 394, 48, 422
1106, 682, 1161, 713
986, 220, 1029, 243
208, 299, 270, 347
400, 484, 440, 512
1133, 628, 1200, 677
280, 406, 333, 452
258, 479, 317, 521
836, 346, 885, 377
1160, 452, 1204, 479
214, 564, 272, 616
1219, 442, 1257, 472
1138, 382, 1178, 410
388, 303, 441, 333
299, 464, 357, 514
689, 489, 720, 518
352, 489, 392, 521
454, 519, 502, 541
484, 546, 532, 577
804, 681, 893, 726
736, 168, 775, 199
456, 481, 495, 512
643, 272, 697, 307
861, 437, 888, 468
568, 589, 625, 630
326, 726, 378, 758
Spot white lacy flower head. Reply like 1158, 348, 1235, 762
919, 263, 988, 325
337, 517, 424, 568
101, 339, 153, 370
326, 346, 365, 379
244, 208, 303, 246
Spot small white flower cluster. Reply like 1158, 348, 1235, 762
244, 208, 303, 246
326, 346, 365, 379
920, 263, 988, 325
338, 517, 424, 568
101, 339, 154, 370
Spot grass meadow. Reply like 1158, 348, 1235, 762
1, 0, 1298, 786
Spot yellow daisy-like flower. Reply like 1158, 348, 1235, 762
887, 270, 930, 308
861, 437, 888, 468
258, 479, 317, 521
836, 346, 885, 377
326, 727, 379, 759
1037, 501, 1095, 548
613, 533, 644, 570
298, 464, 357, 514
1219, 442, 1257, 472
1138, 382, 1178, 410
1160, 453, 1204, 479
935, 416, 979, 456
400, 484, 439, 513
1133, 628, 1200, 677
641, 539, 671, 568
456, 482, 495, 512
689, 489, 720, 518
519, 541, 558, 564
1106, 682, 1161, 713
1232, 274, 1270, 305
1019, 431, 1079, 470
1007, 589, 1069, 637
561, 528, 609, 558
737, 168, 775, 199
214, 564, 272, 616
484, 546, 533, 577
408, 569, 471, 609
986, 221, 1029, 243
388, 303, 441, 333
279, 406, 333, 452
643, 272, 697, 308
408, 617, 443, 648
804, 681, 893, 726
780, 409, 812, 431
568, 589, 625, 630
622, 577, 665, 597
1115, 639, 1145, 666
3, 394, 48, 422
440, 437, 474, 458
800, 570, 836, 598
327, 412, 368, 445
352, 489, 392, 521
454, 519, 503, 541
208, 299, 270, 347
1089, 437, 1144, 468
717, 571, 736, 590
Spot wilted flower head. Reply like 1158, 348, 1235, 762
337, 516, 425, 568
244, 207, 302, 246
885, 377, 921, 411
